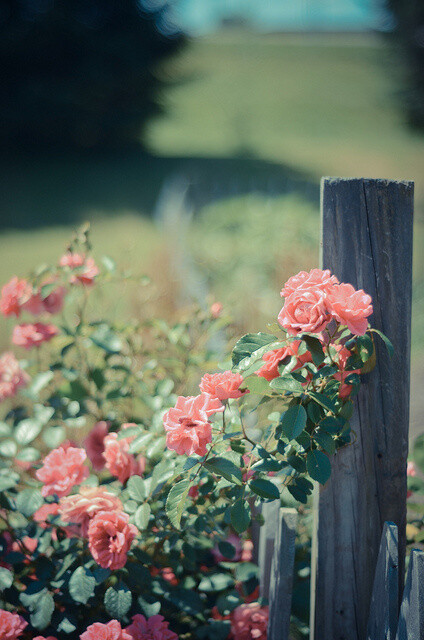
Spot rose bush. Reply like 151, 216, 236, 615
0, 228, 391, 640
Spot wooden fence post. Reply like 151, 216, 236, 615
258, 501, 280, 600
311, 178, 414, 640
267, 508, 298, 640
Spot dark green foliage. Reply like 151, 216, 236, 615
384, 1, 424, 130
0, 0, 185, 150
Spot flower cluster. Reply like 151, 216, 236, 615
278, 268, 373, 336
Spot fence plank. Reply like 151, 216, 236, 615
366, 522, 399, 640
258, 500, 280, 600
267, 508, 298, 640
396, 549, 424, 639
312, 177, 414, 640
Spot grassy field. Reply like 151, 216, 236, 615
1, 32, 423, 399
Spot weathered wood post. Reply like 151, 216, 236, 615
311, 178, 414, 640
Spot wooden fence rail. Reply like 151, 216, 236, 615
256, 177, 416, 640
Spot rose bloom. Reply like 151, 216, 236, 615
199, 370, 249, 401
126, 614, 178, 640
281, 268, 339, 298
59, 486, 123, 536
0, 277, 31, 317
80, 621, 132, 640
22, 291, 45, 316
163, 393, 224, 457
210, 302, 223, 318
278, 288, 331, 335
59, 252, 99, 286
42, 283, 66, 315
327, 283, 373, 335
84, 420, 109, 471
33, 502, 59, 528
407, 461, 417, 477
34, 637, 58, 640
12, 322, 58, 350
256, 340, 312, 381
103, 432, 145, 484
36, 445, 89, 498
0, 610, 28, 639
0, 352, 30, 401
88, 511, 137, 570
230, 603, 269, 640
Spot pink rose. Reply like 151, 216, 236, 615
278, 288, 330, 335
80, 621, 132, 640
22, 292, 45, 316
327, 283, 373, 335
210, 302, 223, 318
0, 352, 30, 401
84, 421, 109, 471
88, 511, 137, 570
33, 502, 59, 528
12, 322, 58, 349
34, 637, 58, 640
126, 614, 178, 640
199, 371, 248, 401
407, 461, 417, 477
281, 269, 339, 298
59, 486, 123, 536
256, 340, 312, 381
103, 432, 145, 484
0, 277, 31, 317
212, 533, 242, 563
42, 284, 66, 315
241, 540, 254, 563
163, 394, 224, 457
59, 252, 99, 286
230, 603, 269, 640
36, 446, 89, 498
0, 610, 28, 640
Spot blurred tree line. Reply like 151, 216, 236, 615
0, 0, 185, 150
385, 0, 424, 130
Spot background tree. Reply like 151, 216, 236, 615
385, 0, 424, 130
0, 0, 185, 150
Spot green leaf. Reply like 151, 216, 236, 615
26, 371, 54, 398
42, 426, 66, 449
270, 375, 304, 394
15, 419, 42, 445
15, 447, 40, 462
279, 404, 307, 441
127, 476, 147, 502
230, 500, 251, 533
205, 457, 242, 485
90, 324, 122, 354
0, 439, 17, 457
308, 391, 337, 414
313, 430, 336, 455
370, 329, 394, 358
135, 503, 151, 530
0, 567, 13, 590
16, 488, 43, 517
306, 450, 331, 485
319, 416, 342, 434
302, 335, 325, 366
101, 255, 116, 273
21, 586, 54, 630
0, 469, 19, 491
198, 573, 234, 592
69, 567, 95, 604
232, 332, 279, 369
249, 478, 280, 501
234, 562, 259, 582
243, 375, 272, 394
0, 422, 11, 437
166, 479, 190, 529
104, 582, 132, 619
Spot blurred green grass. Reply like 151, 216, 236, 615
0, 31, 423, 360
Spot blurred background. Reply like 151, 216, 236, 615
0, 0, 423, 434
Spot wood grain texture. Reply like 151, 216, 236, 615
258, 500, 280, 600
313, 178, 414, 640
396, 549, 424, 639
366, 522, 399, 640
267, 508, 298, 640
